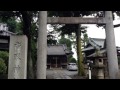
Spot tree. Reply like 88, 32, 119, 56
58, 35, 72, 50
47, 30, 57, 45
69, 57, 77, 63
58, 36, 74, 63
81, 30, 88, 48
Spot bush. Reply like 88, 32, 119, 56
0, 51, 9, 66
69, 57, 77, 63
0, 58, 7, 74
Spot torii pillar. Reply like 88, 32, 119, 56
105, 11, 120, 79
37, 11, 47, 79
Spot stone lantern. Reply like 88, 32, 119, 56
93, 58, 105, 79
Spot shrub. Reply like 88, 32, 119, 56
69, 57, 77, 63
0, 51, 9, 66
0, 58, 7, 74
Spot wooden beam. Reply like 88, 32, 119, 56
114, 24, 120, 28
47, 17, 106, 24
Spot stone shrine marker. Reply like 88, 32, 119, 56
8, 35, 28, 79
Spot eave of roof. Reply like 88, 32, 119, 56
47, 44, 72, 55
87, 49, 106, 58
82, 46, 94, 52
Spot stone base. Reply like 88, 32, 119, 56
97, 76, 104, 79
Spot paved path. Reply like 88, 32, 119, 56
46, 69, 77, 79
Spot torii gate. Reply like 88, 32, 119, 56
37, 11, 119, 79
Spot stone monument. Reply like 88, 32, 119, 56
8, 35, 28, 79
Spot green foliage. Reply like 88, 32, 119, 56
6, 17, 17, 33
69, 57, 77, 63
47, 38, 57, 45
58, 36, 72, 50
15, 22, 23, 34
58, 36, 75, 63
67, 55, 73, 62
0, 51, 9, 78
0, 58, 7, 74
0, 51, 9, 66
47, 32, 57, 45
0, 16, 22, 34
81, 30, 88, 48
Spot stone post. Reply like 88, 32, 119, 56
37, 11, 47, 79
105, 11, 120, 79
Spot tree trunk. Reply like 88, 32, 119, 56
20, 11, 34, 79
105, 11, 120, 79
27, 37, 34, 79
76, 24, 85, 76
37, 11, 47, 79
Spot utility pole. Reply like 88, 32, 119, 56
105, 11, 120, 79
37, 11, 47, 79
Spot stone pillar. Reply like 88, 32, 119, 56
105, 11, 120, 79
37, 11, 47, 79
8, 35, 28, 79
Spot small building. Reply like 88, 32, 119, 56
82, 38, 120, 79
0, 23, 16, 51
47, 44, 73, 69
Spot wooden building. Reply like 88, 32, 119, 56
0, 35, 10, 51
0, 23, 16, 51
47, 44, 73, 69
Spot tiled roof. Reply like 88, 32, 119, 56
83, 38, 105, 52
87, 49, 106, 57
47, 44, 73, 55
90, 38, 105, 48
0, 29, 16, 36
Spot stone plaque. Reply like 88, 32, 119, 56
8, 35, 28, 79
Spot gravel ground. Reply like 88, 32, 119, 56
46, 69, 78, 79
70, 74, 87, 79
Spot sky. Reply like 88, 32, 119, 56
47, 14, 120, 60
